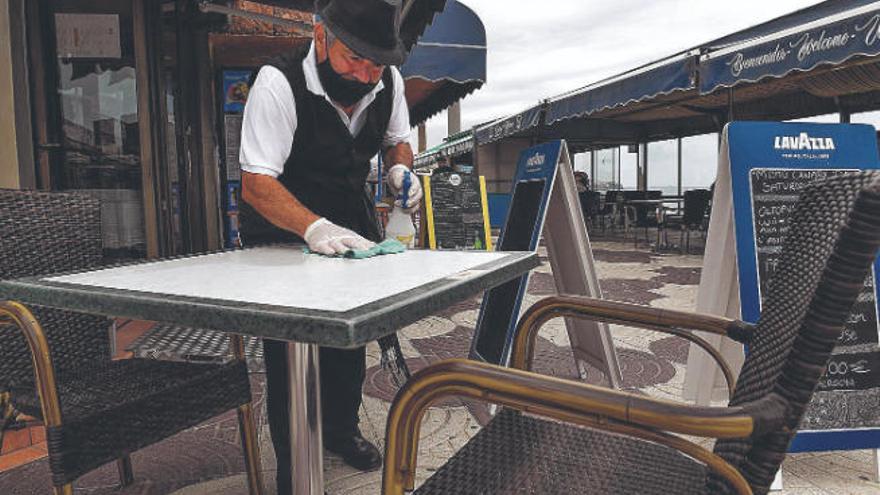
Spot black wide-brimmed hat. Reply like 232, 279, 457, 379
316, 0, 407, 66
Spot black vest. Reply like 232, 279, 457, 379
240, 47, 395, 245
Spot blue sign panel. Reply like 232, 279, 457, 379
701, 10, 880, 93
727, 121, 880, 452
470, 141, 563, 365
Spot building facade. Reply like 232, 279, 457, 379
0, 0, 313, 259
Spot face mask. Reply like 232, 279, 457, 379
317, 56, 378, 107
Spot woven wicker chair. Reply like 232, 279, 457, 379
0, 189, 264, 495
596, 189, 620, 231
383, 171, 880, 495
622, 189, 663, 247
660, 188, 712, 254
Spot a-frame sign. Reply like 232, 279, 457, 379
470, 140, 622, 387
685, 121, 880, 488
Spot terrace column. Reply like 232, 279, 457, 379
418, 124, 427, 153
447, 101, 461, 135
637, 143, 647, 190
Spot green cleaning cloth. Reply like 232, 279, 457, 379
304, 238, 407, 259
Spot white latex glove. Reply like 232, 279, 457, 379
386, 164, 423, 212
303, 218, 375, 256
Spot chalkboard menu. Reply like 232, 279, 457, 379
721, 122, 880, 453
427, 171, 488, 250
749, 167, 880, 430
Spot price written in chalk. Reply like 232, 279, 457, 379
817, 352, 878, 392
750, 168, 879, 395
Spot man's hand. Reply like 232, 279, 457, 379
303, 218, 375, 255
386, 164, 423, 212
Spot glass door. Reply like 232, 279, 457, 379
38, 0, 150, 260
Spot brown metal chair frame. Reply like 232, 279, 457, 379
383, 294, 772, 495
0, 189, 263, 494
0, 302, 264, 495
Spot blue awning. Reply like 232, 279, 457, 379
700, 1, 880, 93
414, 130, 474, 169
400, 0, 487, 124
401, 0, 485, 83
470, 0, 880, 150
544, 54, 697, 125
473, 104, 545, 146
477, 52, 697, 145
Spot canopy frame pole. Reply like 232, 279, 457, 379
727, 88, 735, 122
677, 137, 683, 196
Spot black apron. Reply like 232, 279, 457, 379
240, 46, 409, 390
239, 48, 390, 245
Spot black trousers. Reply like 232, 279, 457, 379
263, 339, 366, 495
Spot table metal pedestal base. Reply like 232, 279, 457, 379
287, 342, 323, 495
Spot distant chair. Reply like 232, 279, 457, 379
578, 190, 601, 230
382, 171, 880, 495
596, 190, 620, 231
623, 190, 662, 247
0, 189, 263, 495
660, 188, 712, 253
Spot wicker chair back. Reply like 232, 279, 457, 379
0, 189, 110, 391
578, 191, 601, 219
710, 172, 880, 494
681, 189, 711, 226
597, 190, 619, 218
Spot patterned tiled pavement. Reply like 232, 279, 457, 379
1, 232, 878, 494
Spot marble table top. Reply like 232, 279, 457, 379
0, 245, 539, 348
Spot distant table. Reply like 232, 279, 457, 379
0, 245, 539, 495
622, 197, 685, 207
620, 198, 685, 229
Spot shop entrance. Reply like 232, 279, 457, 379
26, 0, 214, 259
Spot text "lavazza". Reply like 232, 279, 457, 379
526, 153, 546, 167
774, 133, 836, 151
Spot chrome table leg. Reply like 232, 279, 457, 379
287, 342, 323, 495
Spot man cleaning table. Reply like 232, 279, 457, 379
237, 1, 422, 493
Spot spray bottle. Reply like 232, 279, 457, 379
385, 170, 416, 248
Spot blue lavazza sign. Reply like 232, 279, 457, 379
470, 141, 562, 366
727, 121, 880, 453
701, 9, 880, 92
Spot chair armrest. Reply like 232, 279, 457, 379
0, 301, 63, 427
383, 358, 785, 495
510, 295, 753, 398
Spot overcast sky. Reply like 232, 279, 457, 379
415, 0, 825, 151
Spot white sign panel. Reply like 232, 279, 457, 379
55, 14, 122, 59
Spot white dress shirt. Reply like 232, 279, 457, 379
239, 42, 412, 178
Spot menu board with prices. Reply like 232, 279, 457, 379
722, 121, 880, 451
748, 167, 879, 430
427, 171, 489, 250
